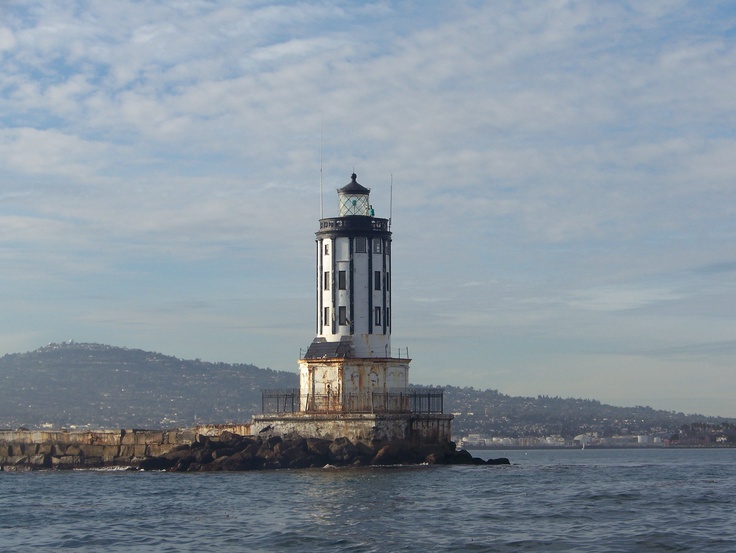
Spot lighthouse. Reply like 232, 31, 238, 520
300, 173, 408, 413
253, 172, 451, 445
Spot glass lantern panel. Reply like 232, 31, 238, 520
339, 193, 369, 216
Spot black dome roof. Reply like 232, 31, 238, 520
338, 173, 370, 194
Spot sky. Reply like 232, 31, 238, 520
1, 1, 735, 418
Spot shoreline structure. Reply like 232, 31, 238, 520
0, 426, 509, 471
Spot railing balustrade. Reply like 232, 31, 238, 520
260, 388, 444, 415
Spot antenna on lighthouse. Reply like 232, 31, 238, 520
389, 173, 393, 230
319, 112, 324, 219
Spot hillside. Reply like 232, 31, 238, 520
0, 342, 729, 439
0, 342, 296, 429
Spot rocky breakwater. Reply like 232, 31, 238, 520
139, 432, 511, 471
0, 429, 194, 471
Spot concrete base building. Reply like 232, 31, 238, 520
251, 173, 452, 445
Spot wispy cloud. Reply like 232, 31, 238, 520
1, 0, 735, 415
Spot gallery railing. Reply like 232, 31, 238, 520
261, 389, 300, 414
261, 388, 444, 415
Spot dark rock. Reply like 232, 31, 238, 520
424, 453, 441, 464
196, 435, 213, 448
194, 449, 213, 464
486, 457, 511, 465
211, 447, 237, 459
257, 442, 275, 457
133, 434, 509, 472
241, 441, 261, 459
329, 437, 359, 464
421, 445, 448, 464
139, 456, 175, 471
355, 441, 374, 458
220, 450, 262, 471
265, 435, 282, 449
371, 443, 403, 465
445, 448, 474, 464
218, 431, 240, 442
306, 438, 331, 458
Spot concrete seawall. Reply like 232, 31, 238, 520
0, 424, 251, 471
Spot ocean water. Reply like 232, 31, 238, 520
1, 448, 734, 552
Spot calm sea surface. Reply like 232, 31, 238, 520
1, 448, 734, 552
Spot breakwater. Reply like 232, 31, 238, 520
0, 425, 250, 471
0, 425, 507, 471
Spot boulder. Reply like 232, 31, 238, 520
371, 443, 403, 465
274, 439, 314, 469
130, 434, 510, 472
328, 437, 359, 464
158, 444, 202, 470
211, 447, 238, 460
220, 450, 263, 471
194, 449, 213, 464
139, 456, 176, 471
486, 457, 511, 465
421, 445, 449, 464
306, 438, 331, 458
265, 435, 282, 449
445, 448, 474, 464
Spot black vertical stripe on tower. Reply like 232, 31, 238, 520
387, 239, 392, 332
331, 238, 337, 335
382, 239, 387, 335
349, 237, 354, 334
368, 236, 373, 333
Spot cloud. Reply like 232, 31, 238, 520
0, 1, 735, 416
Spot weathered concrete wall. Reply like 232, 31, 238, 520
0, 427, 215, 471
195, 423, 252, 437
252, 413, 453, 445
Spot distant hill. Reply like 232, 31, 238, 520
0, 342, 730, 438
0, 342, 296, 429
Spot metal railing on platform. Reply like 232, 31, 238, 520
260, 388, 444, 415
261, 389, 300, 414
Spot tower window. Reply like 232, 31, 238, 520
375, 307, 381, 325
374, 271, 381, 291
324, 307, 330, 326
323, 271, 330, 290
386, 308, 390, 327
355, 237, 367, 253
338, 270, 346, 290
373, 240, 382, 254
339, 306, 348, 326
324, 243, 330, 255
386, 272, 390, 292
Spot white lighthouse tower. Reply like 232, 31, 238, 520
300, 173, 408, 412
252, 172, 451, 445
